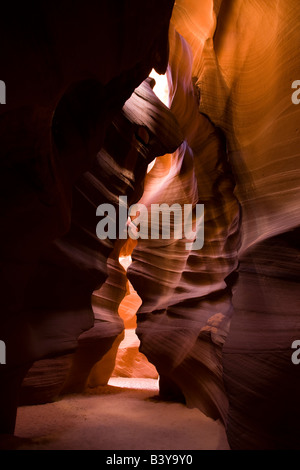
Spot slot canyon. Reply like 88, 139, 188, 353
0, 0, 299, 451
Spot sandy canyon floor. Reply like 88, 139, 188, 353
3, 378, 229, 450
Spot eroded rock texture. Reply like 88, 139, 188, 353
0, 0, 175, 433
128, 25, 241, 422
223, 229, 300, 449
166, 0, 300, 449
1, 0, 299, 451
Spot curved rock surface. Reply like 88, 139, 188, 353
1, 0, 299, 451
172, 0, 300, 251
0, 1, 175, 433
128, 25, 241, 422
167, 0, 300, 449
223, 229, 300, 449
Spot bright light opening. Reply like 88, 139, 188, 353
119, 255, 132, 271
149, 69, 169, 107
146, 70, 170, 174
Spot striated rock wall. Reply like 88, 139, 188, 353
1, 0, 299, 450
16, 78, 182, 405
223, 229, 300, 449
172, 0, 300, 251
128, 25, 241, 422
169, 0, 300, 449
0, 1, 175, 433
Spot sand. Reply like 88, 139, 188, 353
8, 378, 229, 450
